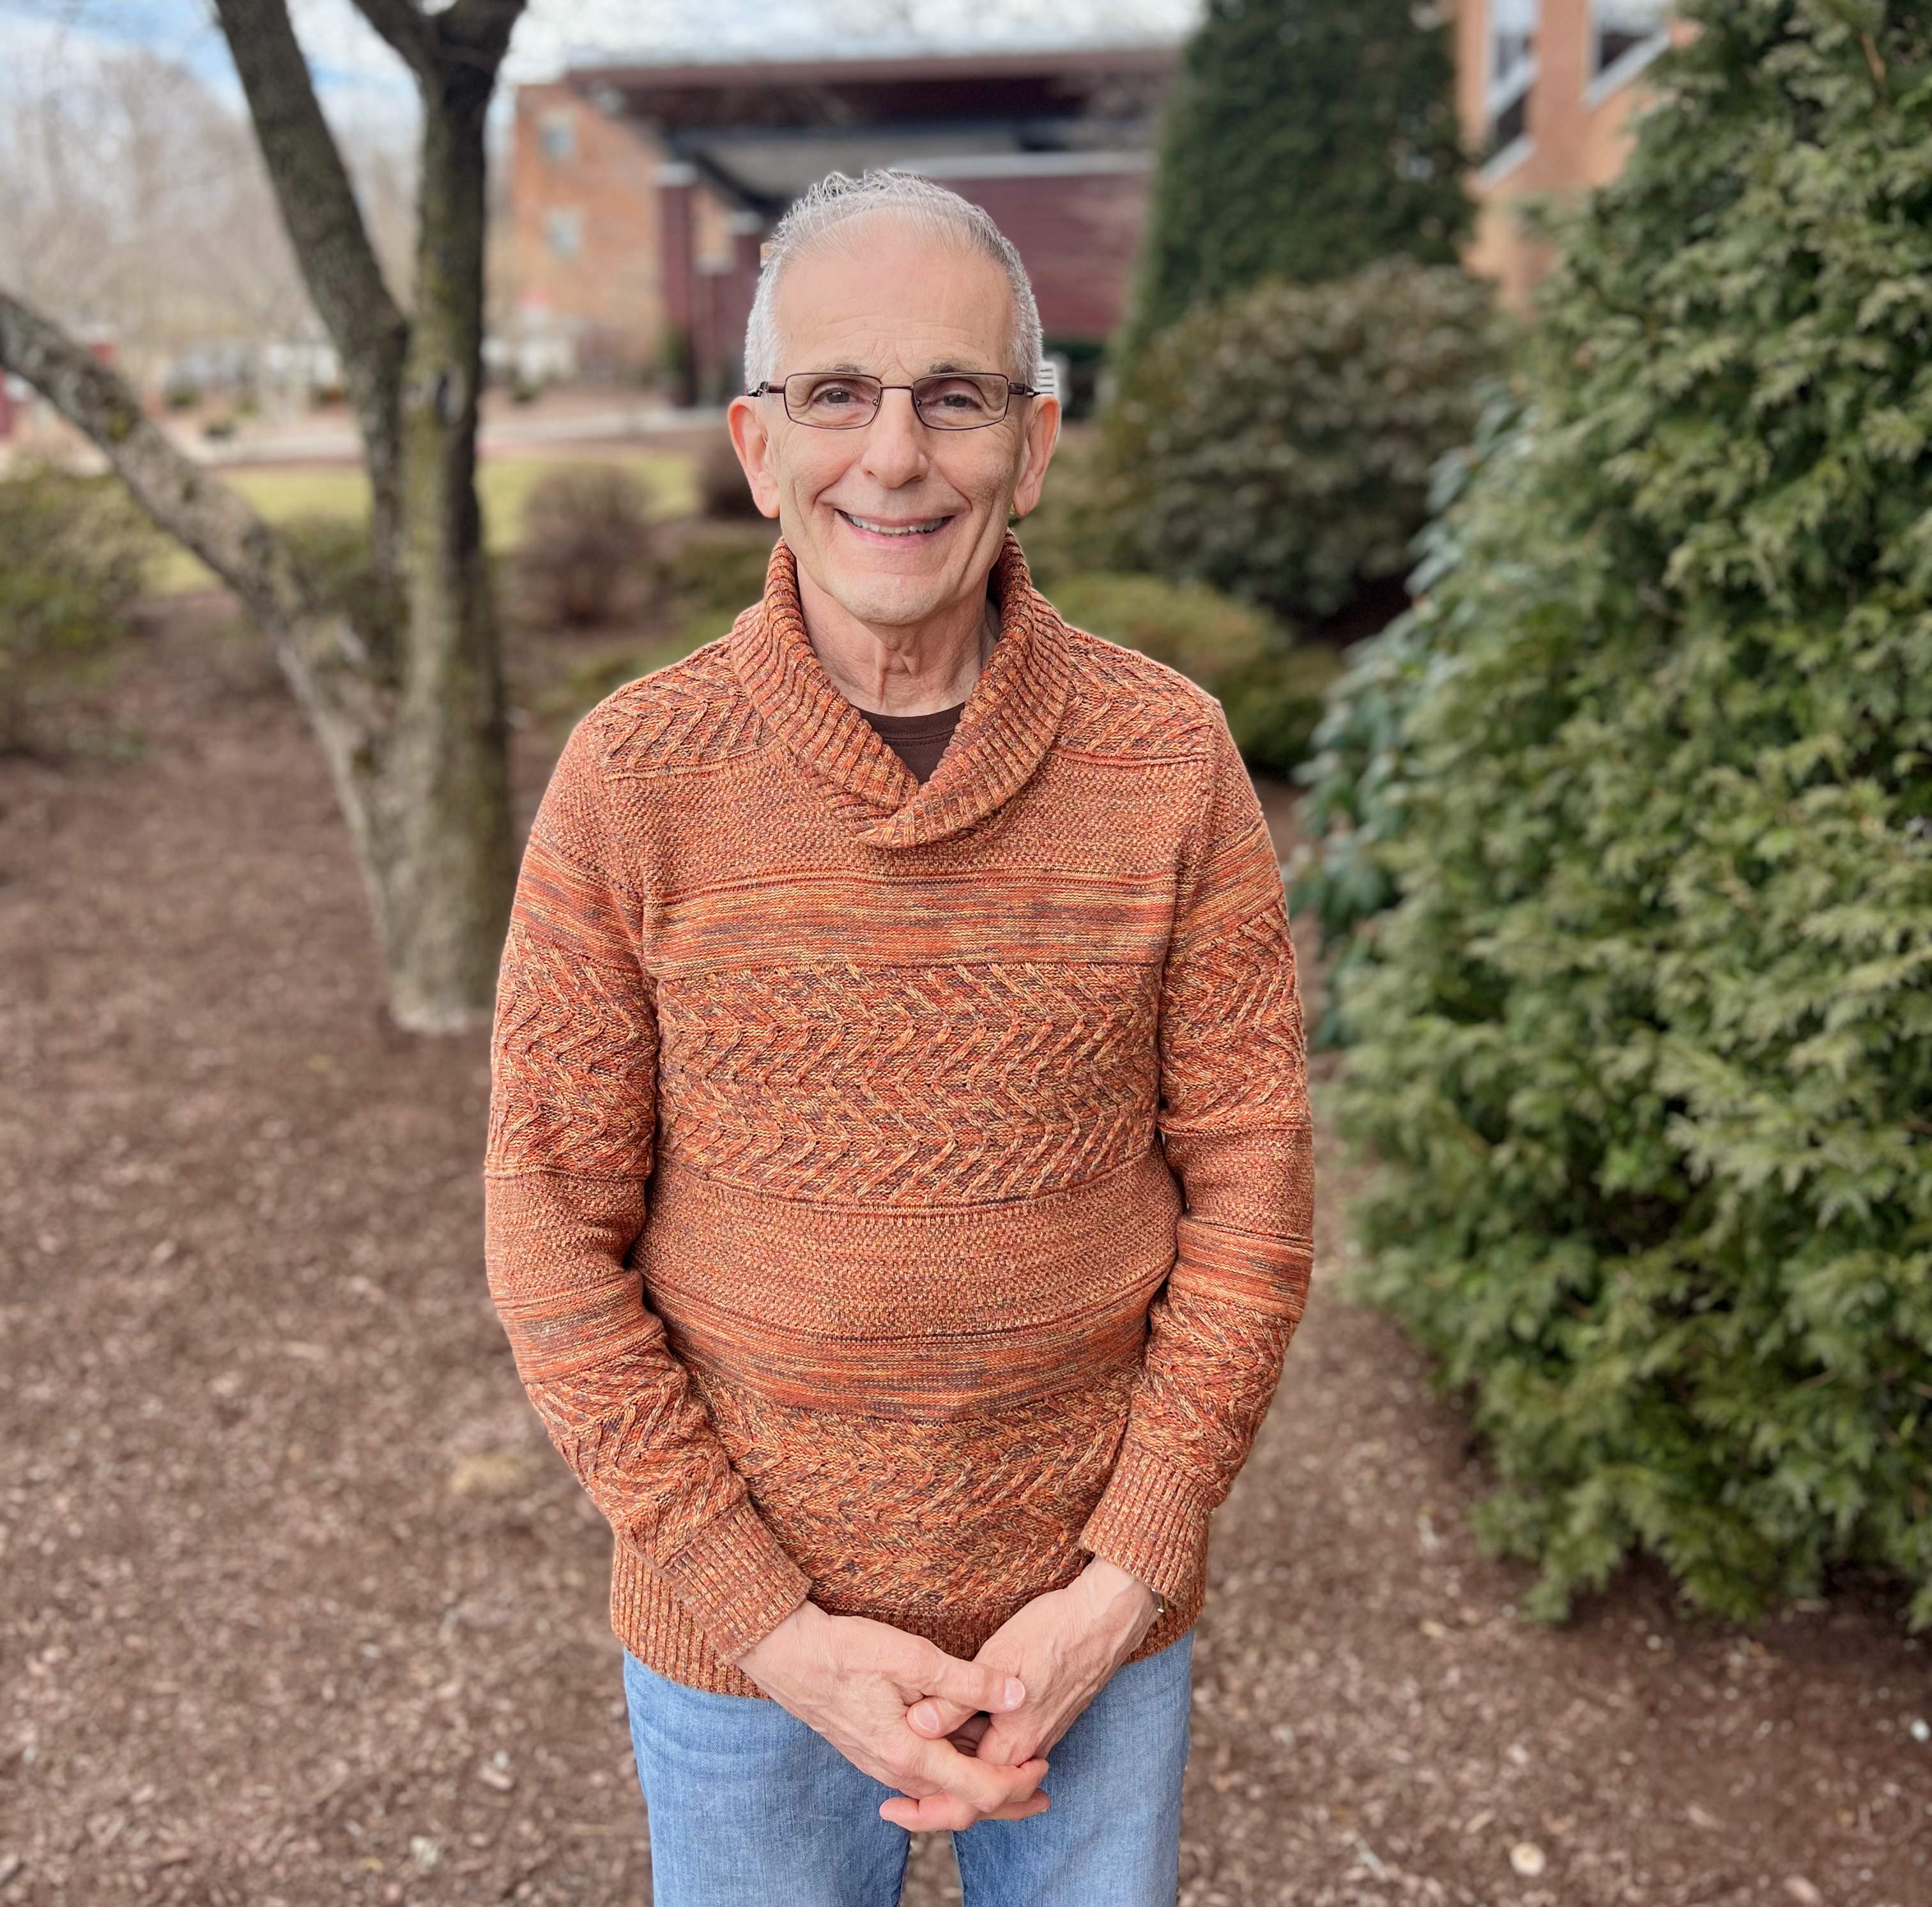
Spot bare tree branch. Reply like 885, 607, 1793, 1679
348, 0, 437, 79
0, 288, 388, 754
209, 0, 409, 607
433, 0, 526, 73
210, 0, 406, 380
4, 0, 523, 1030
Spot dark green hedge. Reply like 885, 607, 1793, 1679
1130, 0, 1468, 348
1101, 261, 1506, 621
1324, 0, 1932, 1625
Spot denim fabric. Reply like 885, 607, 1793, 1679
623, 1632, 1193, 1907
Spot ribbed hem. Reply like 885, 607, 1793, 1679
653, 1499, 813, 1664
1078, 1439, 1213, 1608
610, 1532, 1203, 1698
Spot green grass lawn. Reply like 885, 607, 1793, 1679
153, 451, 698, 594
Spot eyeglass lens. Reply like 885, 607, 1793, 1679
783, 372, 1013, 429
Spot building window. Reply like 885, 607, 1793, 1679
544, 209, 583, 259
1591, 0, 1669, 84
539, 111, 576, 162
1487, 0, 1538, 157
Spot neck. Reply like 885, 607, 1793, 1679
796, 567, 997, 716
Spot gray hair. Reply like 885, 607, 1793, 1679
741, 171, 1044, 390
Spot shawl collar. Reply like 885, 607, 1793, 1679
727, 532, 1071, 849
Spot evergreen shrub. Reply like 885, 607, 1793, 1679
1329, 0, 1932, 1625
1290, 392, 1521, 1041
280, 514, 385, 648
1131, 0, 1468, 347
1100, 260, 1506, 620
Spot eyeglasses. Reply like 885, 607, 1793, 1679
749, 371, 1038, 431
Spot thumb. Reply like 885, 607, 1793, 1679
926, 1653, 1027, 1719
907, 1695, 977, 1738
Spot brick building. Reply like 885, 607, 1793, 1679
506, 45, 1176, 402
1452, 0, 1681, 308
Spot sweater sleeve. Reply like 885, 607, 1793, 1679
1079, 715, 1315, 1606
484, 716, 811, 1662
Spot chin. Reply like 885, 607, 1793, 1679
815, 548, 958, 629
820, 562, 956, 630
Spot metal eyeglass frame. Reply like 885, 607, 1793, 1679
747, 371, 1040, 431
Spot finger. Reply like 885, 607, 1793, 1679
923, 1653, 1027, 1716
947, 1715, 992, 1754
907, 1696, 978, 1738
911, 1744, 1046, 1817
974, 1719, 1045, 1768
880, 1786, 1052, 1833
880, 1792, 978, 1833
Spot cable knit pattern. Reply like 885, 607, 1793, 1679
484, 534, 1314, 1694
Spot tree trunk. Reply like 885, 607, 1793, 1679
1, 0, 526, 1034
374, 28, 516, 1031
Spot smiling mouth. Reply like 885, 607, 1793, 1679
839, 510, 951, 537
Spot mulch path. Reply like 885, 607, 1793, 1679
3, 599, 1929, 1907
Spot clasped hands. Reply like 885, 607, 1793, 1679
736, 1557, 1160, 1832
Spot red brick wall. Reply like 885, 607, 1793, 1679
938, 171, 1152, 342
508, 83, 667, 371
509, 84, 1158, 372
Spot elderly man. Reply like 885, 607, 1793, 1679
484, 171, 1313, 1906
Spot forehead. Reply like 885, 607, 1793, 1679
771, 215, 1016, 374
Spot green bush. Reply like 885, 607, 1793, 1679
1289, 390, 1522, 1042
1052, 571, 1338, 774
1098, 260, 1507, 622
0, 463, 154, 751
1330, 0, 1932, 1627
1130, 0, 1468, 349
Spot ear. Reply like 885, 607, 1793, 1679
726, 395, 783, 519
1008, 392, 1062, 521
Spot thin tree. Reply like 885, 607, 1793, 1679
0, 0, 525, 1032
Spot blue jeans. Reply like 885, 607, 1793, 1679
623, 1632, 1193, 1907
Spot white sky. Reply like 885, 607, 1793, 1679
0, 0, 1202, 123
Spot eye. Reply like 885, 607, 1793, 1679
919, 377, 999, 422
801, 378, 873, 415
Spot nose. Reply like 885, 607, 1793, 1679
859, 387, 929, 488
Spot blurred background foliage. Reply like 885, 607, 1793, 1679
1128, 0, 1469, 349
1094, 262, 1508, 622
1025, 0, 1498, 776
0, 462, 157, 753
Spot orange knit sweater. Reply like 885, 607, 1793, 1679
484, 536, 1314, 1696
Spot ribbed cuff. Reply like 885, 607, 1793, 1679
1078, 1440, 1213, 1607
654, 1499, 813, 1664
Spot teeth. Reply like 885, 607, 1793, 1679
846, 513, 946, 536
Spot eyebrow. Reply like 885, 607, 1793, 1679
799, 360, 997, 378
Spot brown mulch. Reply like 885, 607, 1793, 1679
2, 598, 1929, 1907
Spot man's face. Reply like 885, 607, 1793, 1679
727, 218, 1061, 634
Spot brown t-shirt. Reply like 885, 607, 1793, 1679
861, 701, 966, 785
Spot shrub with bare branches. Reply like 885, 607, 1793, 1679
514, 465, 656, 629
